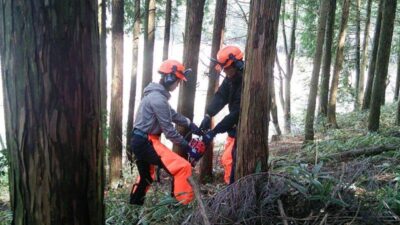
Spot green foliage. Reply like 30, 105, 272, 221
297, 0, 319, 57
0, 209, 12, 225
105, 189, 192, 225
375, 174, 400, 214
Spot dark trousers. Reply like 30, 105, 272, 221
129, 134, 164, 205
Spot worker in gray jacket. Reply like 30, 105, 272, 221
129, 59, 203, 205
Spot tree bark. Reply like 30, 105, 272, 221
362, 0, 383, 110
304, 0, 330, 141
394, 35, 400, 102
162, 0, 172, 60
174, 0, 206, 156
368, 0, 397, 132
358, 0, 373, 108
126, 0, 140, 163
318, 0, 337, 117
100, 0, 108, 117
199, 0, 227, 184
0, 1, 104, 224
283, 0, 297, 134
141, 0, 156, 92
396, 96, 400, 125
236, 0, 281, 179
109, 0, 124, 188
327, 0, 350, 129
354, 0, 362, 110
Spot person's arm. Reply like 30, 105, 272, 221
206, 79, 229, 117
150, 98, 186, 145
213, 109, 239, 134
170, 108, 190, 127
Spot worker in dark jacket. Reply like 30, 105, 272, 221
129, 59, 203, 205
200, 46, 244, 184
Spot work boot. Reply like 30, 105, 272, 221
129, 193, 144, 205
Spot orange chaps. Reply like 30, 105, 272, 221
132, 135, 193, 204
221, 136, 235, 184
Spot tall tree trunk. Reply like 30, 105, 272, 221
327, 0, 351, 129
236, 0, 281, 179
174, 0, 206, 156
318, 0, 337, 117
358, 0, 373, 107
362, 0, 383, 110
354, 0, 362, 110
141, 0, 156, 91
199, 0, 227, 184
126, 0, 140, 163
304, 0, 330, 141
0, 1, 104, 224
368, 0, 397, 132
395, 42, 400, 101
396, 97, 400, 125
271, 79, 282, 136
109, 0, 124, 188
283, 0, 297, 134
162, 0, 172, 60
100, 0, 108, 117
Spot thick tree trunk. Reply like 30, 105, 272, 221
283, 0, 297, 134
109, 0, 124, 188
368, 0, 397, 132
354, 0, 362, 110
236, 0, 281, 179
100, 0, 108, 117
199, 0, 227, 184
271, 79, 282, 136
174, 0, 206, 156
162, 0, 172, 60
126, 0, 140, 162
141, 0, 156, 91
358, 0, 373, 107
362, 0, 383, 110
304, 0, 330, 141
0, 1, 104, 224
327, 0, 350, 129
318, 0, 337, 117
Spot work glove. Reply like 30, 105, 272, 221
199, 114, 211, 131
189, 122, 203, 135
202, 130, 216, 145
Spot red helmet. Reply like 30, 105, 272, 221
214, 46, 244, 72
158, 59, 189, 81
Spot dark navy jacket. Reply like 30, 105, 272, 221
206, 72, 242, 137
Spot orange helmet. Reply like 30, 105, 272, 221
158, 59, 189, 81
214, 46, 244, 72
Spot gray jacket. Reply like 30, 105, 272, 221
133, 82, 190, 144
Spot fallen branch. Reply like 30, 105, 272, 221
326, 145, 399, 161
188, 176, 211, 225
277, 199, 289, 225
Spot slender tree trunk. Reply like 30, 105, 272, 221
362, 0, 383, 110
354, 0, 362, 110
199, 0, 227, 184
318, 0, 337, 117
236, 0, 281, 179
126, 0, 140, 163
395, 43, 400, 101
100, 0, 108, 117
283, 0, 297, 134
109, 0, 124, 188
368, 0, 397, 132
271, 79, 282, 135
327, 0, 351, 129
304, 0, 330, 141
0, 1, 104, 224
174, 0, 206, 156
396, 97, 400, 125
162, 0, 172, 60
141, 0, 156, 91
358, 0, 373, 107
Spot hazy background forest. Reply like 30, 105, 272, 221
1, 0, 400, 224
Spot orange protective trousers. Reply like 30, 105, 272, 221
221, 136, 235, 184
132, 135, 193, 204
